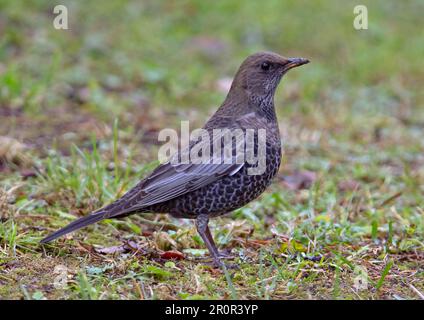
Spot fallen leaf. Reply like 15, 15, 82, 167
95, 244, 126, 254
143, 265, 172, 280
279, 240, 307, 254
0, 136, 32, 168
280, 170, 317, 190
20, 169, 37, 179
160, 250, 185, 260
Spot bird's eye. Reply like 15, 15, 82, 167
260, 62, 271, 71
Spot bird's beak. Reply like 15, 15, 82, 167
283, 57, 310, 71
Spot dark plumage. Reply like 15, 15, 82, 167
41, 52, 309, 267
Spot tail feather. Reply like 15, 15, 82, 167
40, 187, 145, 244
40, 210, 109, 244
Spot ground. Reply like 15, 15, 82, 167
0, 1, 423, 300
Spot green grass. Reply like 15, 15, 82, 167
0, 0, 423, 299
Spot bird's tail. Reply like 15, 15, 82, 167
40, 209, 114, 244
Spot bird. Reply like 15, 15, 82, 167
41, 51, 309, 267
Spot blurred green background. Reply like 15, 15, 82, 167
1, 0, 423, 119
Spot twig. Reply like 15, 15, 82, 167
377, 191, 402, 208
409, 283, 424, 300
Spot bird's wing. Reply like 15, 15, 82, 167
117, 128, 246, 213
40, 140, 244, 244
40, 115, 257, 243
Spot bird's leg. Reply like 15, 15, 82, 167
204, 226, 234, 259
195, 214, 223, 267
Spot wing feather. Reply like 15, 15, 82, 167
117, 122, 248, 212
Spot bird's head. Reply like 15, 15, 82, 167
229, 51, 309, 105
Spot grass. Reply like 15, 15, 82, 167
0, 0, 423, 299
